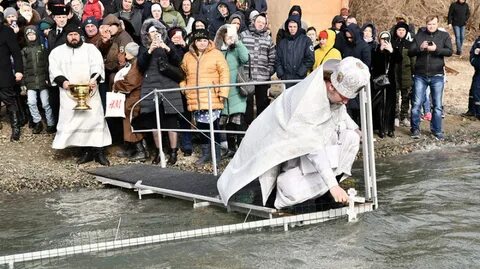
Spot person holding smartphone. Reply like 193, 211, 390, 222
408, 15, 453, 141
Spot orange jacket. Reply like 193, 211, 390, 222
180, 40, 230, 112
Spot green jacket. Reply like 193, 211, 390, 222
220, 41, 249, 115
394, 46, 415, 90
162, 5, 186, 28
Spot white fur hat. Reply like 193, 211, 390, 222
329, 57, 370, 99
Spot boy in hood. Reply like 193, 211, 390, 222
21, 26, 55, 134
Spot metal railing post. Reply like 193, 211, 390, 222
365, 82, 378, 208
207, 88, 218, 176
359, 86, 372, 201
154, 91, 166, 168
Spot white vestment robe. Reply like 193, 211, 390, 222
49, 43, 111, 149
217, 61, 361, 208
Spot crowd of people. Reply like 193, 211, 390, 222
0, 0, 475, 167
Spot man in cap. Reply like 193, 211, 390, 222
48, 24, 112, 165
217, 57, 370, 208
82, 16, 100, 45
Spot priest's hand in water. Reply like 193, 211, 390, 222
329, 185, 349, 204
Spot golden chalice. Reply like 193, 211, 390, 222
68, 84, 93, 110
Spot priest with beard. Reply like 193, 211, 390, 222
48, 24, 112, 166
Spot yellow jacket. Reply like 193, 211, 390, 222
313, 29, 342, 70
180, 40, 230, 112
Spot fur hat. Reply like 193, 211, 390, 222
64, 24, 82, 35
329, 57, 370, 99
49, 3, 71, 16
102, 14, 121, 26
125, 42, 139, 57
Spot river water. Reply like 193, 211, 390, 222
1, 146, 479, 268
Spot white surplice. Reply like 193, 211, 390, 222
49, 43, 111, 149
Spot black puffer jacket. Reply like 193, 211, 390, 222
137, 19, 184, 115
21, 26, 49, 90
275, 15, 314, 82
448, 1, 470, 27
342, 23, 371, 67
408, 28, 453, 76
0, 24, 23, 88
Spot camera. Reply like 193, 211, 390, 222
427, 41, 433, 46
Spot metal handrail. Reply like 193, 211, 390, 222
129, 80, 302, 175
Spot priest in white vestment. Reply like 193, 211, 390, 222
217, 57, 370, 209
49, 24, 112, 165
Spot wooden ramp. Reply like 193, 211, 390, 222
89, 164, 278, 218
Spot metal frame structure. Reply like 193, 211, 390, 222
0, 79, 378, 268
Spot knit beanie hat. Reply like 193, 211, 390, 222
125, 42, 139, 57
191, 29, 209, 41
318, 30, 328, 39
39, 18, 54, 31
82, 16, 99, 29
4, 7, 17, 19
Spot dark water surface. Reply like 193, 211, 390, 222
1, 146, 479, 268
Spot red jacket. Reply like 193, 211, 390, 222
82, 0, 103, 21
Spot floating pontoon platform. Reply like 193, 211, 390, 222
89, 164, 373, 219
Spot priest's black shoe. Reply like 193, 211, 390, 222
94, 148, 110, 166
77, 148, 94, 164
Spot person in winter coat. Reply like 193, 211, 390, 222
186, 17, 208, 44
180, 29, 230, 165
275, 5, 308, 44
112, 42, 147, 162
342, 23, 371, 125
392, 21, 415, 127
275, 15, 314, 88
313, 29, 342, 70
342, 23, 371, 67
173, 0, 203, 17
82, 16, 101, 45
21, 26, 55, 134
371, 31, 396, 138
251, 0, 266, 12
100, 14, 133, 87
208, 0, 231, 40
330, 15, 346, 53
159, 0, 186, 28
169, 26, 193, 156
114, 0, 142, 41
82, 0, 103, 21
361, 22, 377, 55
239, 12, 275, 123
469, 35, 480, 119
448, 0, 470, 55
214, 24, 249, 157
179, 0, 196, 34
136, 18, 184, 165
408, 15, 452, 140
0, 11, 23, 141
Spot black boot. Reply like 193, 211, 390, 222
94, 147, 110, 166
8, 111, 21, 141
129, 141, 147, 162
167, 148, 178, 165
152, 149, 161, 165
32, 122, 43, 134
195, 144, 211, 166
222, 135, 236, 158
116, 142, 134, 158
77, 147, 94, 164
